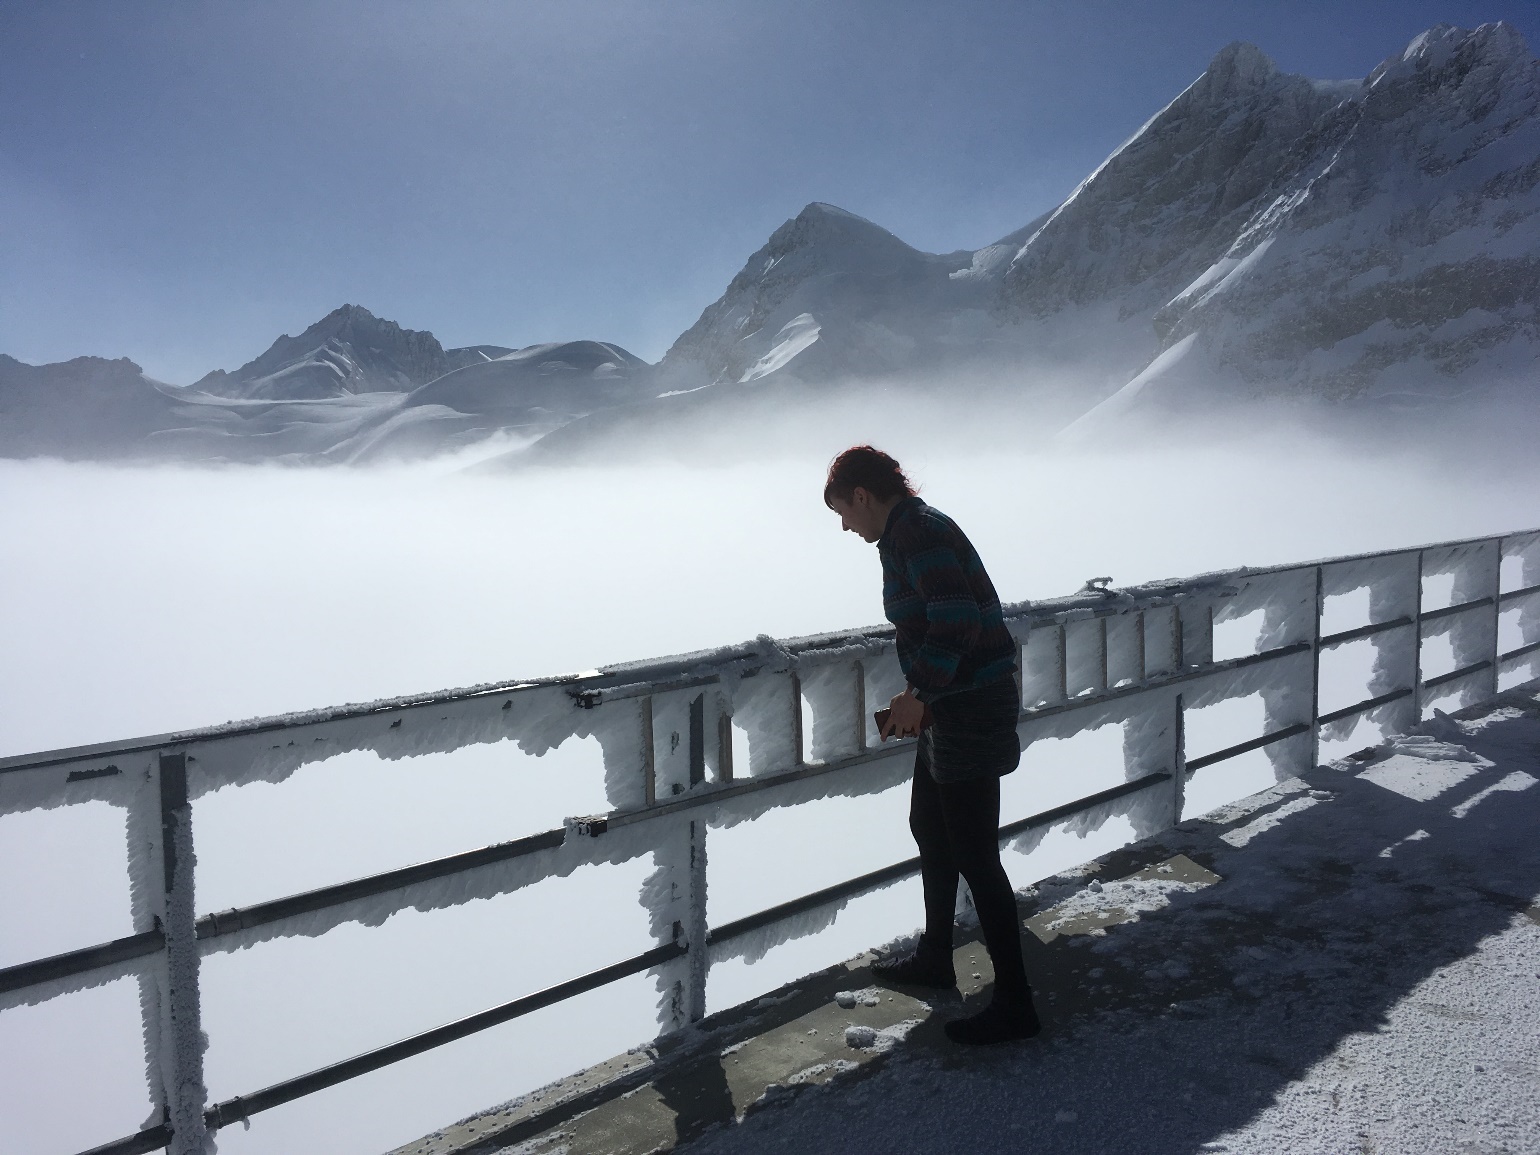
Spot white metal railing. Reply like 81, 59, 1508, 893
2, 528, 1537, 1155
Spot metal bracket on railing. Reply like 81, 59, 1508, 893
570, 815, 608, 836
1081, 576, 1115, 596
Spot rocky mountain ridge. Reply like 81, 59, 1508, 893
5, 22, 1535, 462
191, 304, 514, 400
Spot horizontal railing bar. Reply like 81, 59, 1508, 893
1500, 639, 1540, 663
1318, 616, 1413, 648
1185, 723, 1311, 774
10, 529, 1534, 776
585, 645, 1309, 837
1243, 529, 1532, 579
1021, 642, 1313, 723
1317, 686, 1414, 726
1499, 582, 1540, 604
1422, 660, 1492, 692
576, 740, 917, 834
203, 938, 687, 1130
195, 827, 567, 941
707, 857, 921, 947
706, 770, 1173, 948
1420, 596, 1494, 625
995, 770, 1173, 838
0, 928, 164, 997
71, 1122, 173, 1155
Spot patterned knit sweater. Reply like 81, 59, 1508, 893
877, 497, 1017, 703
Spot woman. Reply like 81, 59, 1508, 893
824, 445, 1040, 1045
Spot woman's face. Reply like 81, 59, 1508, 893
827, 487, 888, 543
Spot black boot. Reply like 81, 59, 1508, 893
943, 988, 1042, 1045
872, 936, 956, 990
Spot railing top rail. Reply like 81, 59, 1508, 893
4, 526, 1535, 776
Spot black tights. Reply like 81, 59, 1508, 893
909, 761, 1030, 998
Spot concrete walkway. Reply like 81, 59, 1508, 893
390, 688, 1540, 1155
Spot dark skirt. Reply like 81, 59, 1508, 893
919, 678, 1022, 783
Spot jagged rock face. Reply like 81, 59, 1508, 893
194, 304, 459, 400
1148, 23, 1540, 400
658, 203, 976, 387
999, 42, 1352, 320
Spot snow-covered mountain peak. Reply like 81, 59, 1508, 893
194, 304, 456, 400
657, 201, 966, 387
998, 42, 1341, 320
1369, 22, 1529, 89
1119, 20, 1540, 412
759, 202, 923, 273
1201, 41, 1280, 94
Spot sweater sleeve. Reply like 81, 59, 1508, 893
902, 543, 983, 701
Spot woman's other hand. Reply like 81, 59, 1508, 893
882, 688, 926, 739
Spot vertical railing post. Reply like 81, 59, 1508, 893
1097, 617, 1110, 693
1309, 566, 1323, 769
1488, 535, 1505, 701
1136, 610, 1147, 682
684, 817, 708, 1024
1056, 624, 1068, 700
1121, 688, 1184, 835
1171, 693, 1186, 825
1180, 599, 1214, 668
688, 694, 706, 788
154, 751, 209, 1155
1413, 551, 1426, 723
641, 696, 657, 806
789, 671, 804, 766
715, 676, 734, 782
853, 660, 867, 752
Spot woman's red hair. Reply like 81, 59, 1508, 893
823, 445, 917, 506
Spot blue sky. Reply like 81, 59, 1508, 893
3, 1, 1536, 382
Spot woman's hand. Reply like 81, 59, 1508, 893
882, 688, 926, 739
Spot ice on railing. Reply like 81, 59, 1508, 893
1213, 570, 1316, 777
1105, 612, 1142, 687
1424, 541, 1501, 710
729, 671, 800, 777
1317, 553, 1418, 742
0, 752, 147, 822
197, 817, 664, 956
1020, 624, 1062, 707
702, 738, 913, 835
1506, 532, 1540, 684
708, 900, 848, 969
649, 688, 700, 798
637, 815, 705, 1027
1142, 605, 1178, 677
1065, 616, 1106, 698
798, 658, 864, 765
860, 650, 907, 748
704, 753, 918, 967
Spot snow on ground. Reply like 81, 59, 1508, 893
674, 695, 1540, 1155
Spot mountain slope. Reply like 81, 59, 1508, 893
193, 304, 467, 400
0, 355, 194, 459
998, 42, 1353, 320
332, 340, 654, 462
657, 203, 987, 389
1155, 23, 1540, 401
